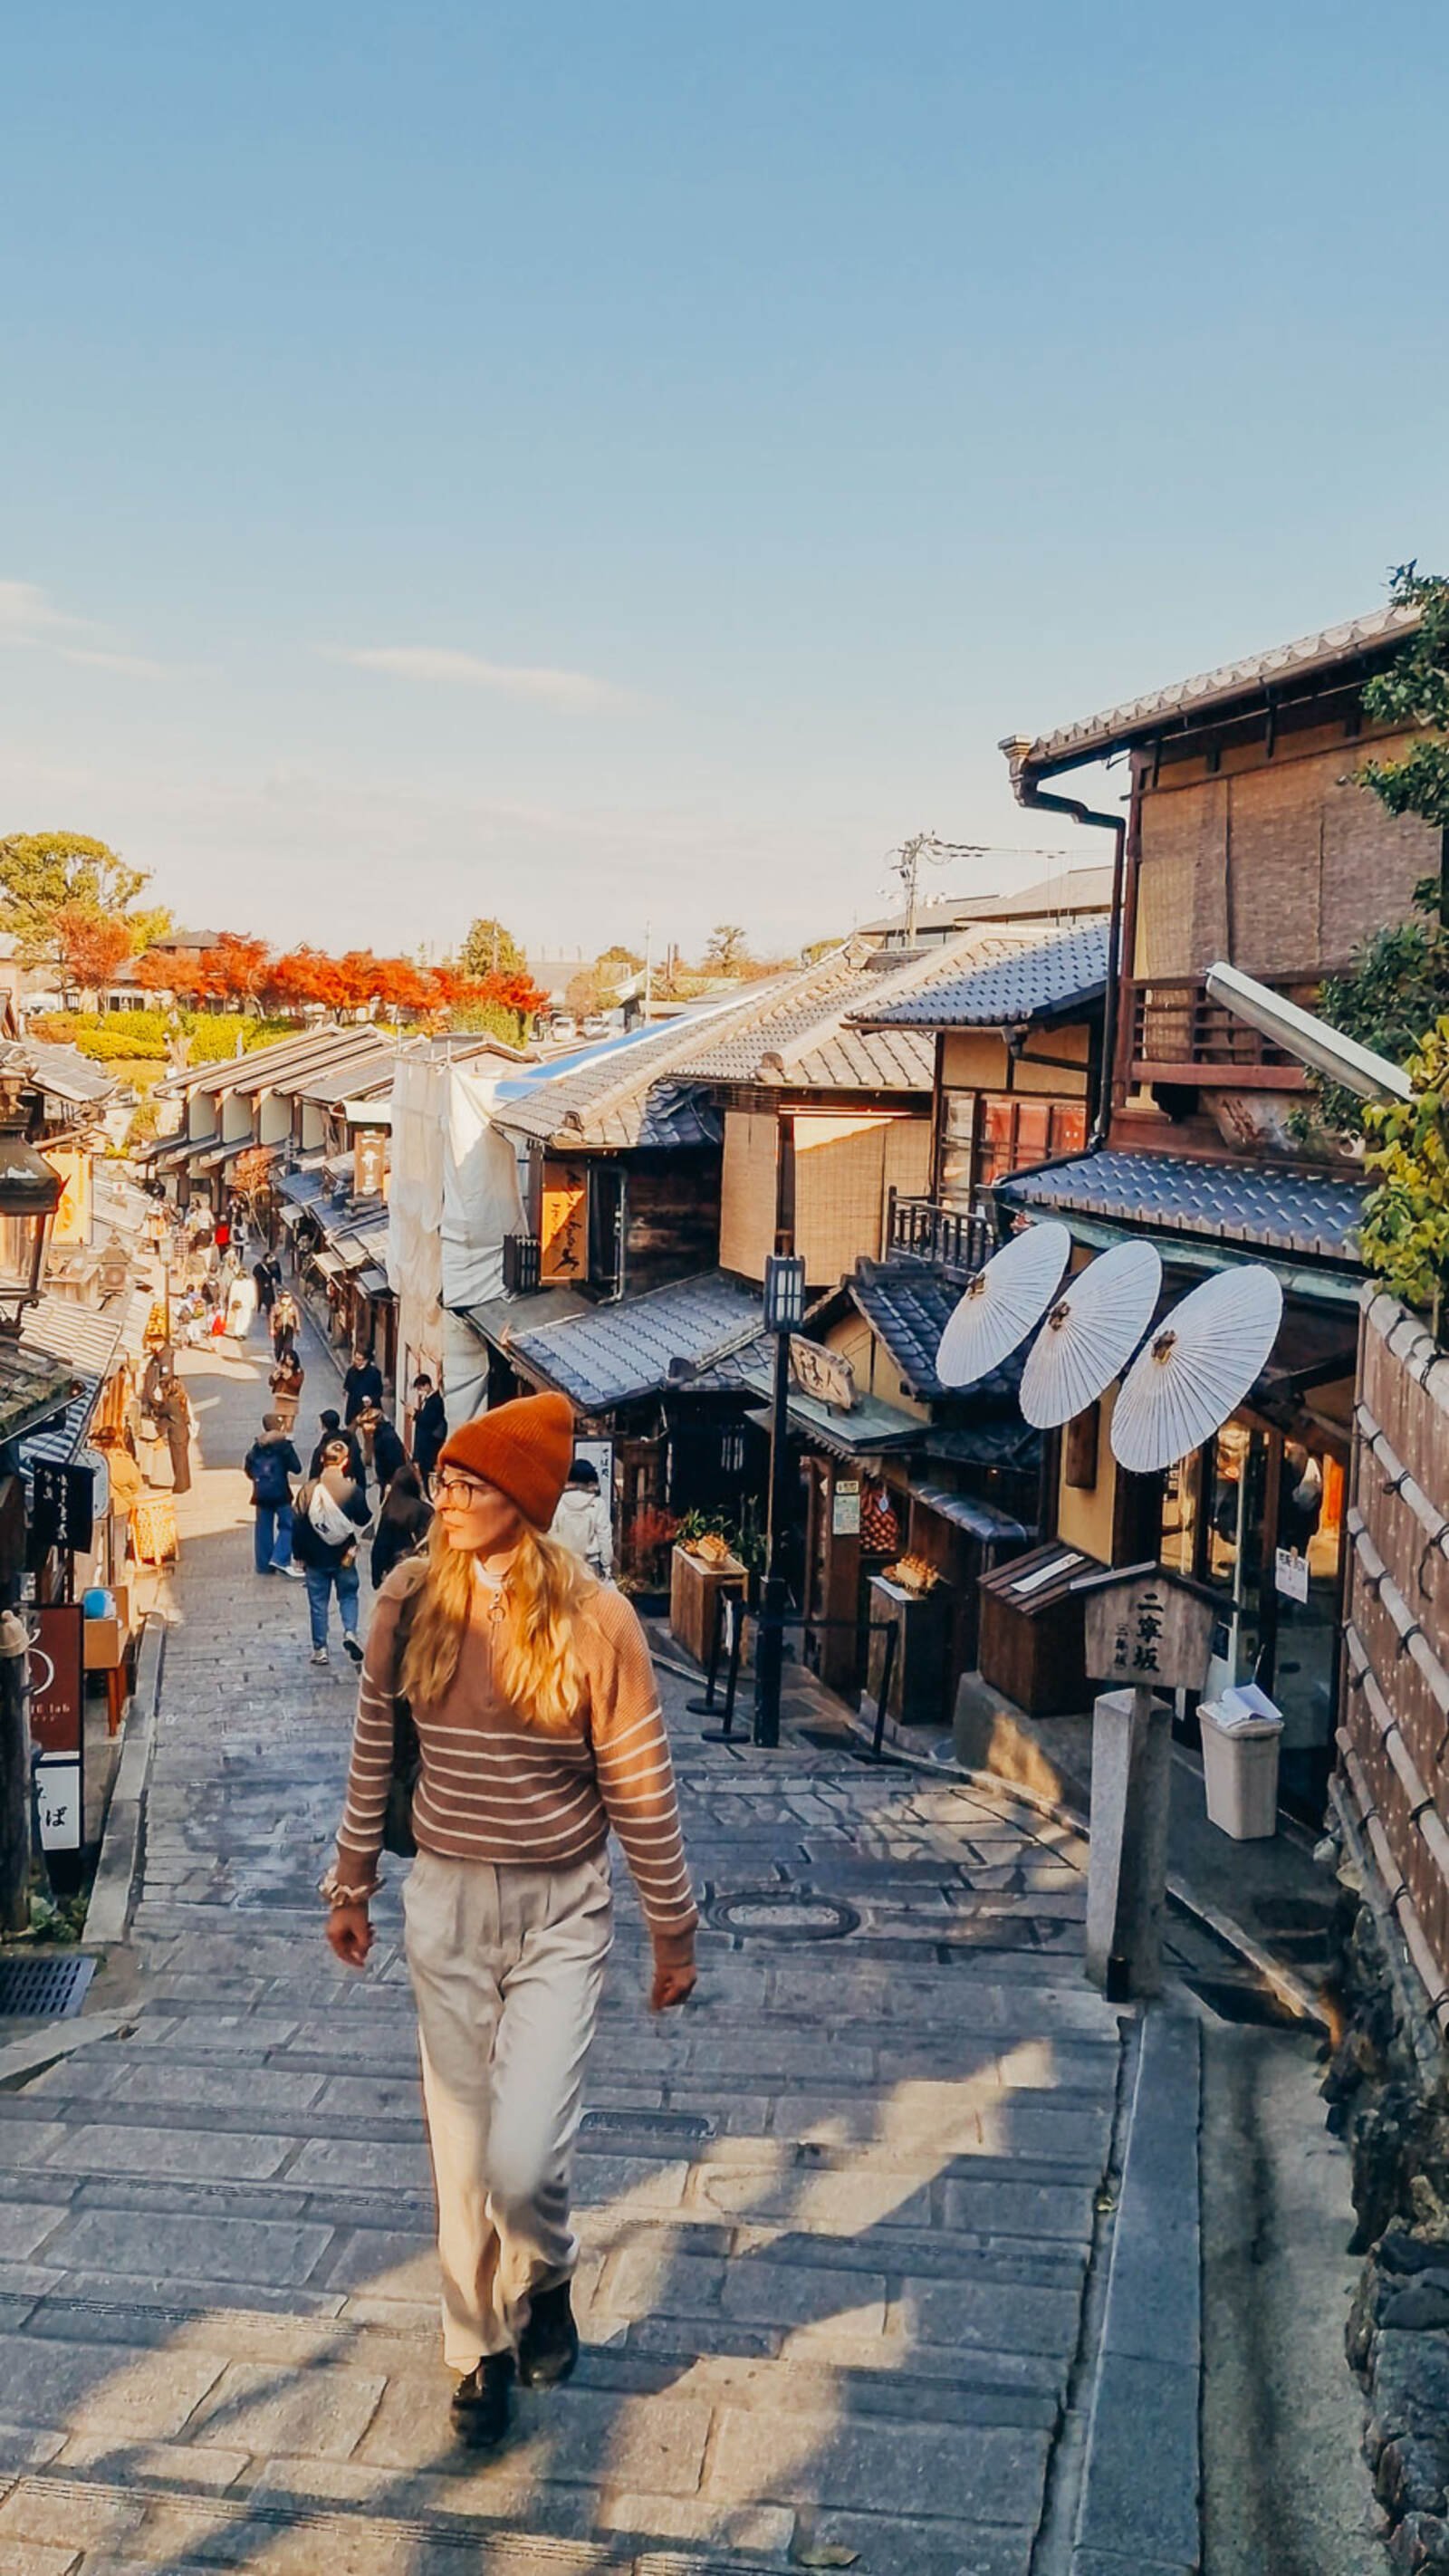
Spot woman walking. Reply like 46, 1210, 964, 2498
369, 1459, 432, 1589
321, 1390, 696, 2451
269, 1348, 305, 1435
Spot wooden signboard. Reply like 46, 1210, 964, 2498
27, 1606, 85, 1757
541, 1161, 588, 1282
790, 1338, 856, 1411
355, 1130, 388, 1198
1081, 1563, 1217, 1694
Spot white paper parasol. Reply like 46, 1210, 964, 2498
936, 1220, 1072, 1389
1019, 1239, 1164, 1428
1108, 1264, 1283, 1475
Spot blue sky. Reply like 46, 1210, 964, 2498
3, 2, 1446, 961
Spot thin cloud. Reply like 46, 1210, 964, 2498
0, 579, 90, 638
58, 646, 168, 679
0, 576, 167, 676
321, 643, 630, 708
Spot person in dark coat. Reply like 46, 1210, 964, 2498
310, 1408, 366, 1493
253, 1254, 281, 1317
291, 1438, 371, 1667
369, 1462, 433, 1590
156, 1377, 194, 1495
410, 1373, 448, 1488
357, 1400, 406, 1492
244, 1412, 304, 1576
342, 1347, 384, 1425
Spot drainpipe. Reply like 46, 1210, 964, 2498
998, 737, 1128, 1150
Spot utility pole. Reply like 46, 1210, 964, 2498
888, 831, 991, 942
644, 922, 653, 1020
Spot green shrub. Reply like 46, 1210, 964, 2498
28, 1010, 171, 1061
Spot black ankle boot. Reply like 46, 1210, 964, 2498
450, 2350, 514, 2446
517, 2280, 579, 2389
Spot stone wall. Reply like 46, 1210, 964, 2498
1328, 1292, 1449, 2568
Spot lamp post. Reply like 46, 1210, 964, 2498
0, 1122, 63, 1334
753, 1252, 807, 1749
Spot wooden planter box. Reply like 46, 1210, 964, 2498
670, 1546, 747, 1668
867, 1575, 955, 1727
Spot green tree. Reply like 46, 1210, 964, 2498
1358, 564, 1449, 831
462, 917, 524, 978
0, 831, 150, 959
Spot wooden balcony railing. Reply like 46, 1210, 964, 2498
502, 1233, 542, 1294
887, 1193, 992, 1278
1128, 968, 1333, 1090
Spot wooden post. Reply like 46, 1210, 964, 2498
1080, 1565, 1217, 1997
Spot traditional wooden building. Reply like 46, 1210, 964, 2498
992, 602, 1435, 1812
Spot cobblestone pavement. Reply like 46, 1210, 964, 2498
0, 1322, 1132, 2576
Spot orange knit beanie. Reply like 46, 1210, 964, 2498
437, 1391, 576, 1530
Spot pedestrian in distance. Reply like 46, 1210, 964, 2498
244, 1412, 305, 1577
321, 1390, 697, 2455
156, 1376, 195, 1496
358, 1399, 406, 1492
253, 1253, 281, 1318
310, 1408, 366, 1494
292, 1437, 370, 1667
226, 1266, 256, 1341
271, 1287, 301, 1360
409, 1372, 448, 1489
549, 1457, 613, 1581
369, 1460, 432, 1589
269, 1348, 304, 1435
343, 1346, 384, 1427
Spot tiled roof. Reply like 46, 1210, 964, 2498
908, 1482, 1032, 1543
492, 1015, 747, 1150
5, 1040, 116, 1108
1000, 1149, 1366, 1264
459, 1286, 592, 1347
849, 1260, 1025, 1406
158, 1024, 376, 1101
507, 1271, 767, 1414
0, 1344, 88, 1451
740, 1378, 924, 1460
852, 921, 1109, 1031
1016, 602, 1419, 777
18, 1295, 127, 1467
662, 948, 938, 1090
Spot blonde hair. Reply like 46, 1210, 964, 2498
399, 1517, 591, 1734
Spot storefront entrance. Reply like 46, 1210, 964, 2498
1159, 1409, 1347, 1814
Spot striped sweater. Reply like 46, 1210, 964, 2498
334, 1563, 697, 1956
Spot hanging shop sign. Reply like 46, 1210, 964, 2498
355, 1130, 389, 1198
541, 1162, 588, 1282
832, 1477, 862, 1536
29, 1461, 96, 1564
27, 1602, 84, 1850
45, 1148, 92, 1248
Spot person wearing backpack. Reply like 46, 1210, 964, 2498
244, 1413, 304, 1578
292, 1436, 371, 1667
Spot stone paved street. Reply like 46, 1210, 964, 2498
0, 1321, 1133, 2575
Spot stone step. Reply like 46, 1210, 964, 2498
0, 2466, 793, 2573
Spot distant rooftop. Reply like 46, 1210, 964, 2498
857, 861, 1111, 944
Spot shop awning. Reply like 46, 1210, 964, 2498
1000, 1148, 1366, 1271
908, 1483, 1032, 1544
308, 1249, 347, 1282
744, 1380, 924, 1462
354, 1264, 391, 1297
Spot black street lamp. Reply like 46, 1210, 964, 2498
753, 1252, 807, 1748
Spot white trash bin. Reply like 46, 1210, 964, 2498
1199, 1684, 1282, 1841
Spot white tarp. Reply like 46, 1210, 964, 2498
388, 1053, 525, 1429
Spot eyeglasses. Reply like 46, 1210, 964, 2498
435, 1471, 492, 1504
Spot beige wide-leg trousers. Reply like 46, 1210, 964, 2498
402, 1847, 614, 2370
